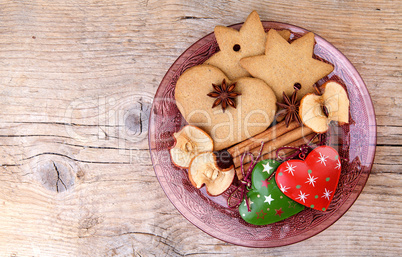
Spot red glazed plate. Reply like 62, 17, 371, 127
148, 22, 376, 247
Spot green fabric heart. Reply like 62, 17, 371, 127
239, 159, 305, 225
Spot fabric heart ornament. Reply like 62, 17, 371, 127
275, 145, 341, 211
239, 159, 305, 225
175, 64, 277, 151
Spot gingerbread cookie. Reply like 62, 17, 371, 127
205, 11, 291, 80
175, 64, 277, 151
240, 29, 334, 101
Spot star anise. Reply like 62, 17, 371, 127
276, 85, 302, 127
207, 79, 241, 112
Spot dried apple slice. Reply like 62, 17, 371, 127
299, 94, 328, 133
188, 152, 235, 196
322, 81, 349, 125
170, 125, 214, 168
299, 81, 349, 133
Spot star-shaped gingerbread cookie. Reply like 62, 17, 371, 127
240, 29, 334, 101
204, 11, 290, 80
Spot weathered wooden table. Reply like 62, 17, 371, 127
0, 1, 400, 256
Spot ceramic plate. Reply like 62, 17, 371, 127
148, 21, 376, 247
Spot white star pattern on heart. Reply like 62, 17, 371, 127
305, 173, 318, 187
264, 194, 274, 205
279, 183, 290, 193
322, 188, 333, 200
317, 152, 329, 166
262, 162, 273, 174
296, 190, 309, 203
285, 162, 296, 176
335, 159, 341, 170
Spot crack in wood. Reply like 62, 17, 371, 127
22, 152, 131, 165
183, 252, 227, 256
2, 121, 122, 128
0, 163, 22, 167
0, 134, 74, 139
99, 126, 109, 140
52, 161, 67, 193
375, 144, 402, 147
178, 16, 213, 20
123, 98, 150, 140
1, 150, 153, 167
139, 100, 143, 135
58, 141, 149, 151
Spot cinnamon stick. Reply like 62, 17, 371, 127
236, 132, 317, 179
233, 126, 313, 169
227, 120, 300, 158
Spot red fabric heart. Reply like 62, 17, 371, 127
275, 146, 341, 211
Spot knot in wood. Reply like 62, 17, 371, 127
36, 159, 75, 193
124, 99, 151, 141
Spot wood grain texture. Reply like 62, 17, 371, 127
0, 0, 400, 256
